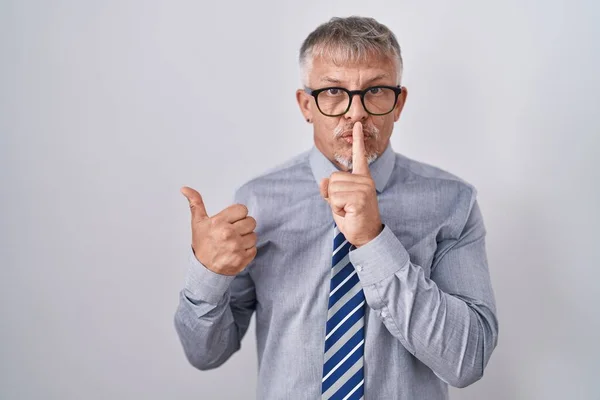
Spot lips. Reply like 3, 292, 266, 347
340, 134, 372, 144
340, 132, 371, 138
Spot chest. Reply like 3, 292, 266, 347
248, 194, 441, 309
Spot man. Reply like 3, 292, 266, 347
174, 16, 498, 400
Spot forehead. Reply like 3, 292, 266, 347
308, 54, 397, 87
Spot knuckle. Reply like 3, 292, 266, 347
330, 171, 342, 181
220, 227, 234, 240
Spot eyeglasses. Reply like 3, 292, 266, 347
304, 85, 402, 117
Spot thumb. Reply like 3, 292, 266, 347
180, 186, 209, 221
319, 178, 330, 202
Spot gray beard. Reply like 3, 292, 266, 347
332, 122, 381, 170
334, 151, 379, 171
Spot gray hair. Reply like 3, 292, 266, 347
299, 16, 403, 86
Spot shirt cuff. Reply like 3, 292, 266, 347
349, 225, 410, 286
184, 246, 236, 305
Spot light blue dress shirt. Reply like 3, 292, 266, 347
174, 143, 499, 399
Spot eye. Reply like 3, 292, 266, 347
326, 88, 342, 96
368, 87, 382, 95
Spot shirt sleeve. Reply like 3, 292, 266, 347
173, 246, 256, 370
348, 197, 498, 388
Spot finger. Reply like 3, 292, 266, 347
329, 190, 368, 216
351, 122, 370, 176
319, 178, 330, 200
330, 197, 346, 217
329, 171, 371, 183
240, 232, 257, 249
328, 191, 353, 217
215, 203, 249, 224
181, 186, 209, 221
327, 180, 371, 194
244, 246, 257, 260
232, 216, 256, 235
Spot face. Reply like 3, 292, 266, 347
297, 54, 408, 171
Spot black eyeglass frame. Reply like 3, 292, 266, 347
303, 85, 402, 117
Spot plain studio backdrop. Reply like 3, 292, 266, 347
1, 1, 599, 399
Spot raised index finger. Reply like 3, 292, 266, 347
352, 122, 370, 176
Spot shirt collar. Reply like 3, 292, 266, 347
309, 142, 396, 193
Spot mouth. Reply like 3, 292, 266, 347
339, 132, 372, 144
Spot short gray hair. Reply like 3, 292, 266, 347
299, 16, 403, 86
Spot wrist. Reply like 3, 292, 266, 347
356, 223, 384, 248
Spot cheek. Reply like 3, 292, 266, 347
315, 117, 342, 138
368, 116, 386, 135
376, 116, 394, 137
369, 117, 394, 152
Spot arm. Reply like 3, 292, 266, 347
173, 185, 258, 371
349, 198, 499, 388
173, 248, 256, 370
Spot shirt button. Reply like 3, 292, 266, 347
355, 265, 363, 272
381, 310, 387, 318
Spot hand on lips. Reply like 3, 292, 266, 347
320, 122, 383, 247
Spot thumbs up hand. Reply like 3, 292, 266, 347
319, 122, 383, 247
180, 187, 257, 276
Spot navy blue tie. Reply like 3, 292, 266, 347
321, 223, 365, 399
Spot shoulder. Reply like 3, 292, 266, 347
393, 151, 477, 197
390, 152, 480, 234
233, 148, 313, 204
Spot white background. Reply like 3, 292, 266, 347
1, 0, 599, 399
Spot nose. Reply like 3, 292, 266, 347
344, 93, 368, 123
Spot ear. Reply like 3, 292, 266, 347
393, 86, 408, 122
296, 89, 314, 122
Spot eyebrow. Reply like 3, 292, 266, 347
319, 73, 391, 86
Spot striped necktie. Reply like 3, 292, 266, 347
321, 223, 365, 399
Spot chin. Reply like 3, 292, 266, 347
332, 138, 381, 167
334, 151, 380, 170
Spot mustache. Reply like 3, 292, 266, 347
333, 123, 380, 139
